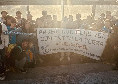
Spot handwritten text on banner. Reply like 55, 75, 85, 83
37, 28, 108, 60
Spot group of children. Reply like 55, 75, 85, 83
0, 11, 37, 81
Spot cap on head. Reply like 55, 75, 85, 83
1, 11, 8, 14
76, 13, 81, 18
16, 11, 22, 14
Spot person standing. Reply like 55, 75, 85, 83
67, 15, 74, 28
9, 39, 28, 73
8, 18, 17, 44
73, 13, 83, 29
0, 11, 8, 23
24, 13, 36, 33
15, 11, 26, 29
0, 23, 9, 80
52, 15, 61, 28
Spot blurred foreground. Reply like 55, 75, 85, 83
0, 63, 118, 84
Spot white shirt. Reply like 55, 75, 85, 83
0, 17, 5, 23
0, 23, 9, 49
0, 17, 3, 23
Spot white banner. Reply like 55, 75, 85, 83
37, 28, 108, 60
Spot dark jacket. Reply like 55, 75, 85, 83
10, 45, 27, 61
0, 23, 2, 44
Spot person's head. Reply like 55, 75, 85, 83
63, 16, 68, 22
21, 39, 29, 50
106, 15, 112, 20
76, 13, 81, 20
53, 15, 57, 21
69, 15, 73, 21
100, 13, 105, 19
5, 15, 13, 26
42, 11, 47, 16
10, 18, 16, 28
1, 11, 8, 18
16, 11, 22, 18
27, 13, 32, 21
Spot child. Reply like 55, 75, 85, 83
9, 39, 29, 73
0, 23, 9, 80
26, 40, 35, 68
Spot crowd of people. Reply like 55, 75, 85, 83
0, 10, 38, 80
0, 9, 118, 81
36, 10, 118, 32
